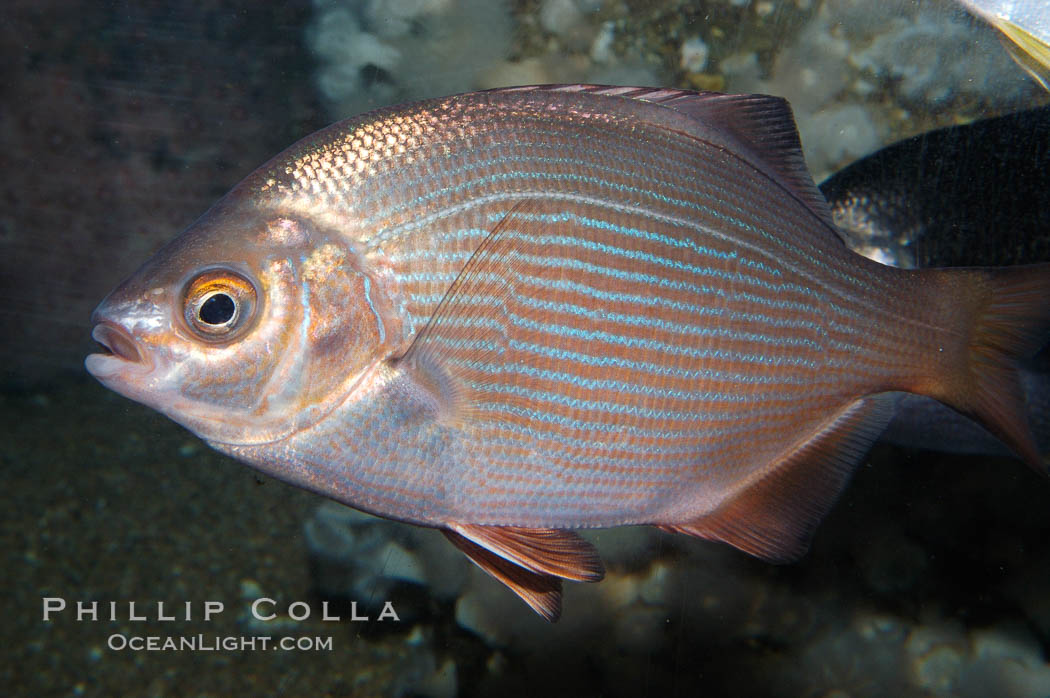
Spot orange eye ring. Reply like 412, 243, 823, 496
181, 269, 258, 342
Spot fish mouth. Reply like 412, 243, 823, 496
85, 322, 151, 379
92, 322, 141, 362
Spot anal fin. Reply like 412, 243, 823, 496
660, 393, 897, 562
442, 524, 605, 622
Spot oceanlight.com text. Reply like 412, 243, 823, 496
106, 633, 334, 652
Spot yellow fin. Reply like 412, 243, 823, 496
995, 19, 1050, 90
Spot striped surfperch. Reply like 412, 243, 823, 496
86, 86, 1050, 620
819, 105, 1050, 458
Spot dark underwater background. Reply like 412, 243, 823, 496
3, 1, 1049, 696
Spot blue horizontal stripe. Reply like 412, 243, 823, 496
442, 355, 838, 396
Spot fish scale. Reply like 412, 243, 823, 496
87, 85, 1050, 620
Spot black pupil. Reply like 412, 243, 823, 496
199, 293, 236, 325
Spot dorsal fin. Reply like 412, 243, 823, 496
489, 84, 833, 224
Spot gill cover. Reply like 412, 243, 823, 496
89, 203, 397, 447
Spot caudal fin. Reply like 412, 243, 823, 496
938, 263, 1050, 472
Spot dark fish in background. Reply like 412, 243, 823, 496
85, 86, 1050, 619
820, 106, 1050, 460
820, 105, 1050, 269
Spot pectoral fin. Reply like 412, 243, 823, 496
396, 199, 576, 430
443, 523, 605, 622
660, 393, 897, 562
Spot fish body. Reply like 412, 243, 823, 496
87, 86, 1050, 619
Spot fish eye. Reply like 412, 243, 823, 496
181, 269, 258, 341
199, 293, 236, 325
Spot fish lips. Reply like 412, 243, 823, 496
85, 321, 155, 388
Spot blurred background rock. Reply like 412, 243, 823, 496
1, 0, 322, 386
3, 2, 1049, 695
